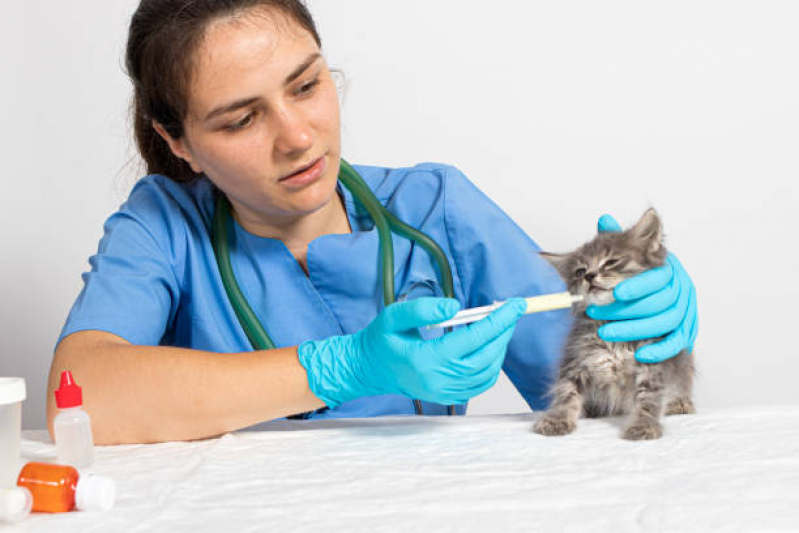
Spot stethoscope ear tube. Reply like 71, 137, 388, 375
337, 160, 397, 306
337, 160, 455, 302
382, 208, 454, 301
212, 194, 276, 351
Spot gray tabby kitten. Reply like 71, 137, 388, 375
533, 208, 695, 440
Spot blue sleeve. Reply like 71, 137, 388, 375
441, 165, 572, 410
57, 178, 184, 347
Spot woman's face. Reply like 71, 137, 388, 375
170, 8, 341, 226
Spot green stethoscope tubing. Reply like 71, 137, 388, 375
211, 158, 455, 353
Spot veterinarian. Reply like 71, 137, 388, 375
47, 0, 697, 444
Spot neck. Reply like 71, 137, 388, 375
230, 192, 351, 251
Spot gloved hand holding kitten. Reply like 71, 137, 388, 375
587, 214, 698, 363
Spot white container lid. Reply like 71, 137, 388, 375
0, 486, 32, 523
0, 378, 26, 405
75, 474, 116, 512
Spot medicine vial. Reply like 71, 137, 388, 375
53, 371, 95, 469
17, 462, 115, 513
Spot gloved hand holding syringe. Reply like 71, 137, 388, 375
428, 292, 584, 329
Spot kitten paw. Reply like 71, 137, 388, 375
665, 398, 696, 416
622, 423, 663, 440
533, 416, 577, 436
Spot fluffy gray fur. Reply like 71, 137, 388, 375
533, 208, 695, 440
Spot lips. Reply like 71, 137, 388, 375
277, 155, 327, 188
280, 157, 321, 181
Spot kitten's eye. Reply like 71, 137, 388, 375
574, 267, 586, 278
603, 258, 620, 269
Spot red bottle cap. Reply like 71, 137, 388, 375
54, 371, 83, 408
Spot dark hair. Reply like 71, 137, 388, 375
125, 0, 321, 183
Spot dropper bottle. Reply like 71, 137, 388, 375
53, 371, 95, 469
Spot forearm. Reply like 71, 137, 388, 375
47, 331, 326, 445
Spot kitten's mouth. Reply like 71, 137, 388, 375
588, 285, 610, 294
583, 285, 617, 306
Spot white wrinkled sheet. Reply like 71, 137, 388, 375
13, 406, 799, 532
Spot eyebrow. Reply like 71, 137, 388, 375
203, 53, 323, 122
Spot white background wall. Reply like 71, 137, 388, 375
1, 1, 797, 429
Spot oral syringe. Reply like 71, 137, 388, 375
428, 291, 584, 329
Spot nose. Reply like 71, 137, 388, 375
585, 272, 597, 283
273, 106, 313, 156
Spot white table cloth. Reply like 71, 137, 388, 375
11, 406, 799, 532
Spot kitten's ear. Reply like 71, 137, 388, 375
539, 251, 570, 279
628, 208, 663, 254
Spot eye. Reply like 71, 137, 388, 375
226, 112, 255, 132
574, 267, 586, 278
603, 258, 620, 269
296, 78, 320, 96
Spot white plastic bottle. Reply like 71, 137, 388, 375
53, 371, 95, 469
0, 377, 26, 488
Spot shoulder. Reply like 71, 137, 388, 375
123, 175, 215, 223
113, 175, 215, 237
346, 162, 479, 227
351, 161, 473, 201
102, 175, 216, 262
353, 161, 499, 213
350, 162, 480, 215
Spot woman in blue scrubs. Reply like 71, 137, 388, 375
47, 0, 697, 444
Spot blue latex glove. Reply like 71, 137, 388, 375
586, 214, 698, 363
298, 297, 526, 407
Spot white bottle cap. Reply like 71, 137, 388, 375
75, 474, 116, 512
0, 377, 26, 405
0, 486, 32, 523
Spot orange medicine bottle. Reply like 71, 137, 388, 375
16, 462, 115, 513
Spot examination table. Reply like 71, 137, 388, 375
14, 405, 799, 532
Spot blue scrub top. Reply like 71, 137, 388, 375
59, 163, 571, 420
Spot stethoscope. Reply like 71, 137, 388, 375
211, 159, 457, 416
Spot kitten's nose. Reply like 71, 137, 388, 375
585, 272, 597, 282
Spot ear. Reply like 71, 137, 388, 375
152, 120, 203, 174
628, 208, 663, 254
538, 251, 570, 279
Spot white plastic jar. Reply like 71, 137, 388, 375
0, 378, 25, 488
